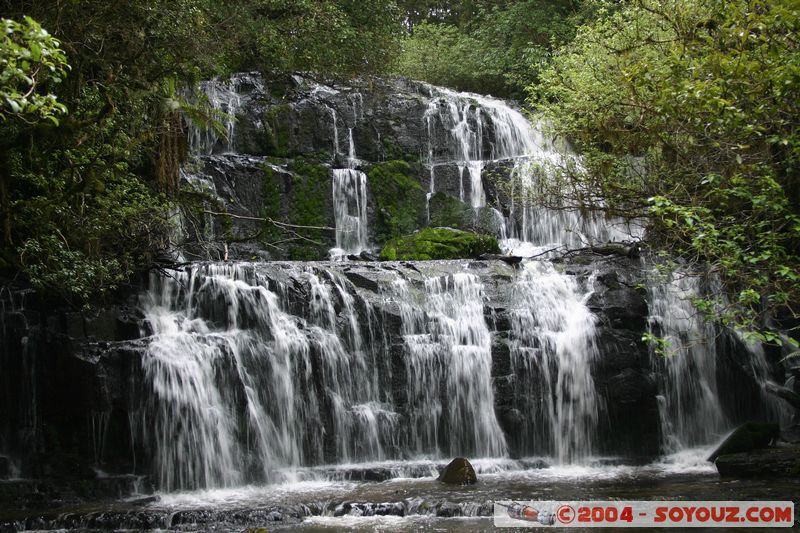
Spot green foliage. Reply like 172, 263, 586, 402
379, 227, 499, 260
642, 331, 672, 358
16, 169, 173, 304
1, 17, 68, 125
382, 137, 418, 162
260, 164, 283, 243
394, 1, 586, 97
210, 0, 403, 77
367, 160, 427, 242
535, 0, 800, 338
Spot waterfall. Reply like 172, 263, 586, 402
347, 128, 357, 166
420, 84, 641, 253
136, 264, 396, 490
330, 101, 370, 259
331, 169, 369, 257
187, 77, 246, 156
647, 269, 788, 453
425, 274, 507, 457
330, 107, 340, 155
392, 274, 507, 458
508, 262, 600, 462
647, 271, 727, 451
138, 74, 792, 496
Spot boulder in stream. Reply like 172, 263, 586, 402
708, 422, 780, 461
437, 457, 477, 485
715, 446, 800, 479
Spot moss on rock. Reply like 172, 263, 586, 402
367, 160, 427, 243
260, 164, 283, 244
264, 104, 292, 157
379, 227, 500, 261
429, 192, 470, 228
382, 137, 418, 163
287, 158, 331, 259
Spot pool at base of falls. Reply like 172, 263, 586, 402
5, 448, 796, 533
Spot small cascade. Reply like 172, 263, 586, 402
647, 269, 788, 453
187, 77, 245, 156
330, 123, 369, 258
423, 88, 536, 209
424, 273, 507, 457
330, 107, 340, 155
501, 130, 641, 255
331, 169, 369, 256
647, 271, 727, 451
420, 85, 634, 248
347, 128, 357, 167
305, 270, 397, 462
508, 262, 600, 462
392, 274, 507, 458
330, 98, 370, 259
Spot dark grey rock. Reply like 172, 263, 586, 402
715, 446, 800, 478
437, 457, 477, 485
708, 422, 780, 461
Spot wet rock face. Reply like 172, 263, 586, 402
2, 254, 785, 498
437, 457, 478, 485
586, 268, 660, 458
179, 73, 527, 260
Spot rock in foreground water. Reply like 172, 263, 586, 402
715, 446, 800, 479
708, 422, 780, 461
438, 457, 477, 485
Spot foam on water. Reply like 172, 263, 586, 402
156, 479, 356, 509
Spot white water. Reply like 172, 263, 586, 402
330, 101, 370, 259
157, 76, 790, 497
136, 263, 532, 491
391, 275, 507, 458
647, 271, 728, 451
187, 77, 248, 155
648, 269, 789, 453
331, 169, 369, 257
420, 85, 641, 254
137, 264, 397, 490
509, 262, 600, 462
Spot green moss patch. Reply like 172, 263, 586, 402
256, 158, 332, 259
367, 160, 427, 243
264, 104, 292, 157
429, 192, 470, 228
286, 158, 330, 259
260, 164, 283, 243
379, 227, 500, 261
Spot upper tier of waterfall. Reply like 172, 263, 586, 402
182, 73, 643, 261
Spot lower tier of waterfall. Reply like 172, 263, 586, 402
0, 254, 790, 496
119, 258, 787, 492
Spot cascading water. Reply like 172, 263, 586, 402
421, 85, 641, 254
188, 77, 246, 155
330, 92, 370, 259
508, 262, 600, 462
133, 74, 791, 497
647, 269, 789, 454
136, 264, 397, 490
392, 274, 507, 458
331, 169, 368, 257
647, 271, 727, 452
